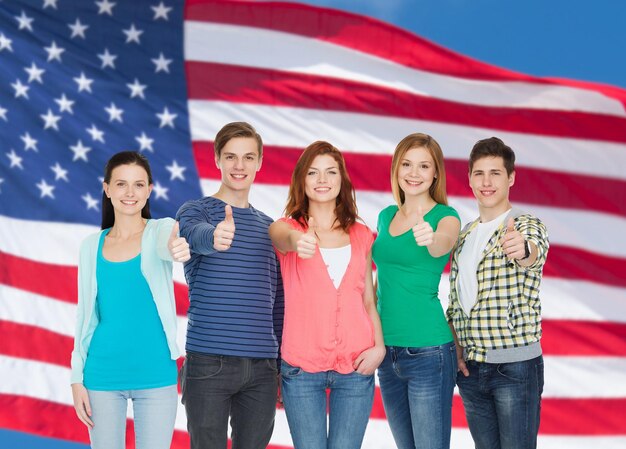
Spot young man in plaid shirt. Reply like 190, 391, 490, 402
447, 137, 549, 449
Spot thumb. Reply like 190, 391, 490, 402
169, 221, 180, 241
416, 205, 425, 225
306, 216, 317, 235
224, 205, 234, 224
506, 217, 515, 233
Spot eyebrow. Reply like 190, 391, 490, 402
309, 165, 339, 170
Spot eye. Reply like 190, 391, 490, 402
420, 164, 430, 169
328, 170, 338, 175
307, 171, 317, 176
246, 156, 255, 161
401, 162, 410, 167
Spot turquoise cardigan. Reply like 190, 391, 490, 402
70, 218, 182, 384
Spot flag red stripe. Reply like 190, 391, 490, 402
193, 142, 626, 218
187, 61, 626, 144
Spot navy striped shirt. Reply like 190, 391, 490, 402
176, 197, 284, 358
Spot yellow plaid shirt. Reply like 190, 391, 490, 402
446, 211, 549, 362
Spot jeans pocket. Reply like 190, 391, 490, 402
496, 360, 529, 383
265, 358, 278, 373
405, 346, 440, 357
185, 354, 223, 380
280, 361, 303, 378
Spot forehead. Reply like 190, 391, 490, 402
110, 163, 149, 180
471, 156, 506, 172
403, 146, 433, 162
220, 137, 259, 156
310, 154, 338, 168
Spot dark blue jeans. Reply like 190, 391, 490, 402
181, 352, 278, 449
280, 361, 375, 449
377, 342, 457, 449
456, 356, 544, 449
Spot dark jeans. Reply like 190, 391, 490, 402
377, 342, 457, 449
181, 352, 278, 449
457, 355, 544, 449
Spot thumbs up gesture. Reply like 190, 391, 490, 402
168, 221, 191, 262
213, 204, 236, 251
501, 217, 525, 259
412, 206, 434, 247
296, 217, 318, 259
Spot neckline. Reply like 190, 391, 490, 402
99, 228, 142, 263
387, 204, 439, 238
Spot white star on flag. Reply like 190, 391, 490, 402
0, 106, 8, 121
36, 179, 55, 199
98, 48, 117, 69
44, 41, 65, 62
7, 150, 24, 169
43, 0, 58, 9
70, 140, 91, 162
166, 160, 186, 181
50, 162, 69, 181
41, 109, 62, 131
123, 23, 143, 44
11, 79, 30, 99
151, 52, 172, 73
86, 124, 105, 143
21, 132, 38, 152
0, 178, 4, 194
157, 107, 177, 128
0, 33, 13, 52
15, 10, 34, 32
105, 103, 124, 122
24, 62, 45, 83
68, 18, 89, 39
55, 94, 75, 114
82, 193, 99, 210
151, 2, 172, 20
95, 0, 115, 15
127, 79, 147, 99
135, 132, 154, 152
74, 72, 94, 93
152, 181, 169, 200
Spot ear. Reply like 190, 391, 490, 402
214, 153, 221, 170
509, 170, 516, 187
147, 183, 153, 198
102, 182, 110, 198
257, 156, 263, 172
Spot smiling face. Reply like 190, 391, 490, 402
215, 137, 262, 194
304, 154, 341, 204
397, 146, 437, 200
103, 163, 152, 218
469, 156, 515, 220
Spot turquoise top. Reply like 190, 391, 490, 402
82, 229, 177, 390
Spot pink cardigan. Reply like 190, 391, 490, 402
276, 218, 375, 374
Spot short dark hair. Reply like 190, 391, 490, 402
101, 151, 153, 230
214, 122, 263, 158
469, 137, 515, 175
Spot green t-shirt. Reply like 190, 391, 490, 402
372, 203, 460, 347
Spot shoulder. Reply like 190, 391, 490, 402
145, 217, 174, 234
249, 206, 275, 225
377, 205, 398, 226
432, 203, 460, 221
80, 230, 104, 252
278, 217, 305, 231
177, 197, 220, 215
351, 222, 375, 246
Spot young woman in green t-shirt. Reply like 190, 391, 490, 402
372, 133, 461, 449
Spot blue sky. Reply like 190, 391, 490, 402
301, 0, 626, 89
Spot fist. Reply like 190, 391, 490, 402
412, 205, 434, 247
296, 217, 317, 259
168, 222, 191, 262
501, 217, 526, 259
214, 205, 236, 251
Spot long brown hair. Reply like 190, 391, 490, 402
390, 133, 448, 206
284, 141, 358, 232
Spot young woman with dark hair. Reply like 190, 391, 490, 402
269, 141, 385, 449
70, 151, 190, 449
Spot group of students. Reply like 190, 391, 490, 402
70, 121, 549, 449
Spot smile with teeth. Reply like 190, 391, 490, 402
314, 187, 331, 193
404, 179, 422, 186
120, 200, 138, 205
230, 174, 247, 180
480, 190, 496, 196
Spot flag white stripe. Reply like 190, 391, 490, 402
184, 22, 626, 117
188, 101, 626, 180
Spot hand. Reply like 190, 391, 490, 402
213, 205, 236, 251
71, 383, 94, 428
456, 345, 469, 377
500, 218, 526, 259
412, 206, 434, 247
295, 217, 317, 259
168, 221, 191, 262
353, 345, 386, 375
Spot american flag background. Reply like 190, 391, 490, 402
1, 0, 625, 448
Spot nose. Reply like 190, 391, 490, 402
234, 157, 244, 170
318, 172, 327, 183
482, 173, 492, 186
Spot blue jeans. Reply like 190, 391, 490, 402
280, 361, 374, 449
181, 352, 278, 449
456, 356, 544, 449
87, 385, 178, 449
377, 342, 457, 449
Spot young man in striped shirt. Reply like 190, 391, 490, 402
176, 122, 284, 449
447, 137, 549, 449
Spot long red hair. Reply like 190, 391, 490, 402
284, 141, 358, 232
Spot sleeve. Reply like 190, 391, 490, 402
154, 217, 175, 261
70, 239, 90, 384
272, 257, 285, 369
516, 215, 549, 272
176, 200, 217, 256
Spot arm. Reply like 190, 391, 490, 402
269, 219, 316, 258
427, 215, 461, 258
501, 216, 549, 270
176, 201, 217, 256
448, 321, 469, 377
354, 251, 386, 375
